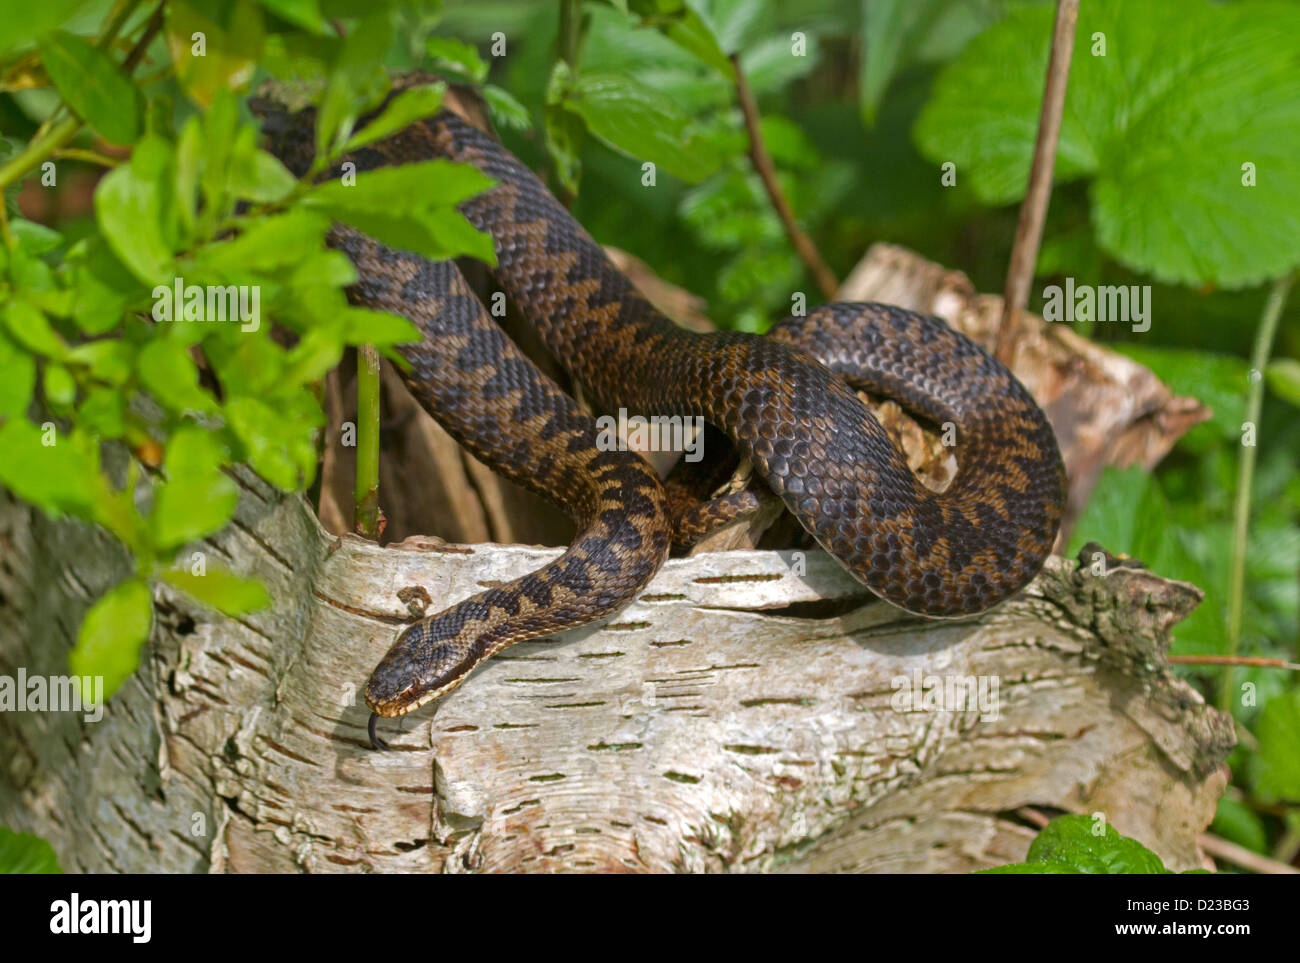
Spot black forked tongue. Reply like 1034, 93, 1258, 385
368, 712, 391, 751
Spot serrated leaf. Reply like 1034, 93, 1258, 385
160, 566, 271, 616
38, 30, 142, 144
915, 0, 1300, 288
1251, 689, 1300, 803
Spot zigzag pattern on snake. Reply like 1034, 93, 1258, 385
264, 93, 1067, 735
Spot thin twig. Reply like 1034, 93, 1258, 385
995, 0, 1079, 365
1198, 833, 1300, 875
1220, 271, 1295, 712
122, 2, 165, 73
1170, 654, 1300, 671
730, 52, 838, 300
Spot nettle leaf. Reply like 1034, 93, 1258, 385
979, 815, 1170, 874
341, 82, 445, 153
915, 0, 1300, 288
0, 827, 62, 874
38, 29, 142, 145
152, 426, 239, 550
160, 566, 271, 616
69, 577, 154, 699
94, 136, 177, 285
562, 70, 721, 182
1115, 346, 1249, 445
1251, 688, 1300, 803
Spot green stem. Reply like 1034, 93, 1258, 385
1220, 271, 1294, 713
559, 0, 583, 68
0, 116, 82, 192
354, 345, 382, 539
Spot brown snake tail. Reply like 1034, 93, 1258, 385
263, 95, 1067, 737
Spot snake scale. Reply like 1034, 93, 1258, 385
263, 90, 1067, 744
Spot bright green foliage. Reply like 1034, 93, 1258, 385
0, 3, 494, 701
0, 827, 62, 873
916, 0, 1300, 288
980, 815, 1178, 874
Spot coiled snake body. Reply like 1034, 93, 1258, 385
266, 97, 1067, 738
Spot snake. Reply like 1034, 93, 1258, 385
261, 88, 1067, 746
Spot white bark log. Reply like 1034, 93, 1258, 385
0, 469, 1232, 873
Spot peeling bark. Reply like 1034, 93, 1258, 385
0, 470, 1232, 873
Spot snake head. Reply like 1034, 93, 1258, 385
364, 619, 469, 718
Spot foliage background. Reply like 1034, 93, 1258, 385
0, 0, 1297, 871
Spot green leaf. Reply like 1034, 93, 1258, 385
256, 0, 327, 34
3, 300, 68, 359
42, 363, 75, 407
152, 426, 239, 550
915, 0, 1300, 288
341, 83, 445, 154
0, 330, 36, 417
225, 393, 320, 491
424, 37, 487, 82
1265, 358, 1300, 408
0, 0, 90, 58
165, 0, 266, 108
38, 30, 142, 144
562, 70, 719, 182
66, 237, 141, 335
302, 160, 496, 262
0, 827, 61, 874
94, 136, 177, 285
160, 566, 271, 616
1251, 688, 1300, 803
1115, 346, 1249, 444
229, 146, 297, 204
482, 84, 532, 132
136, 339, 216, 414
77, 387, 126, 438
978, 814, 1170, 874
317, 10, 393, 157
69, 577, 154, 699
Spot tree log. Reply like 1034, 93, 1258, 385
0, 469, 1233, 873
